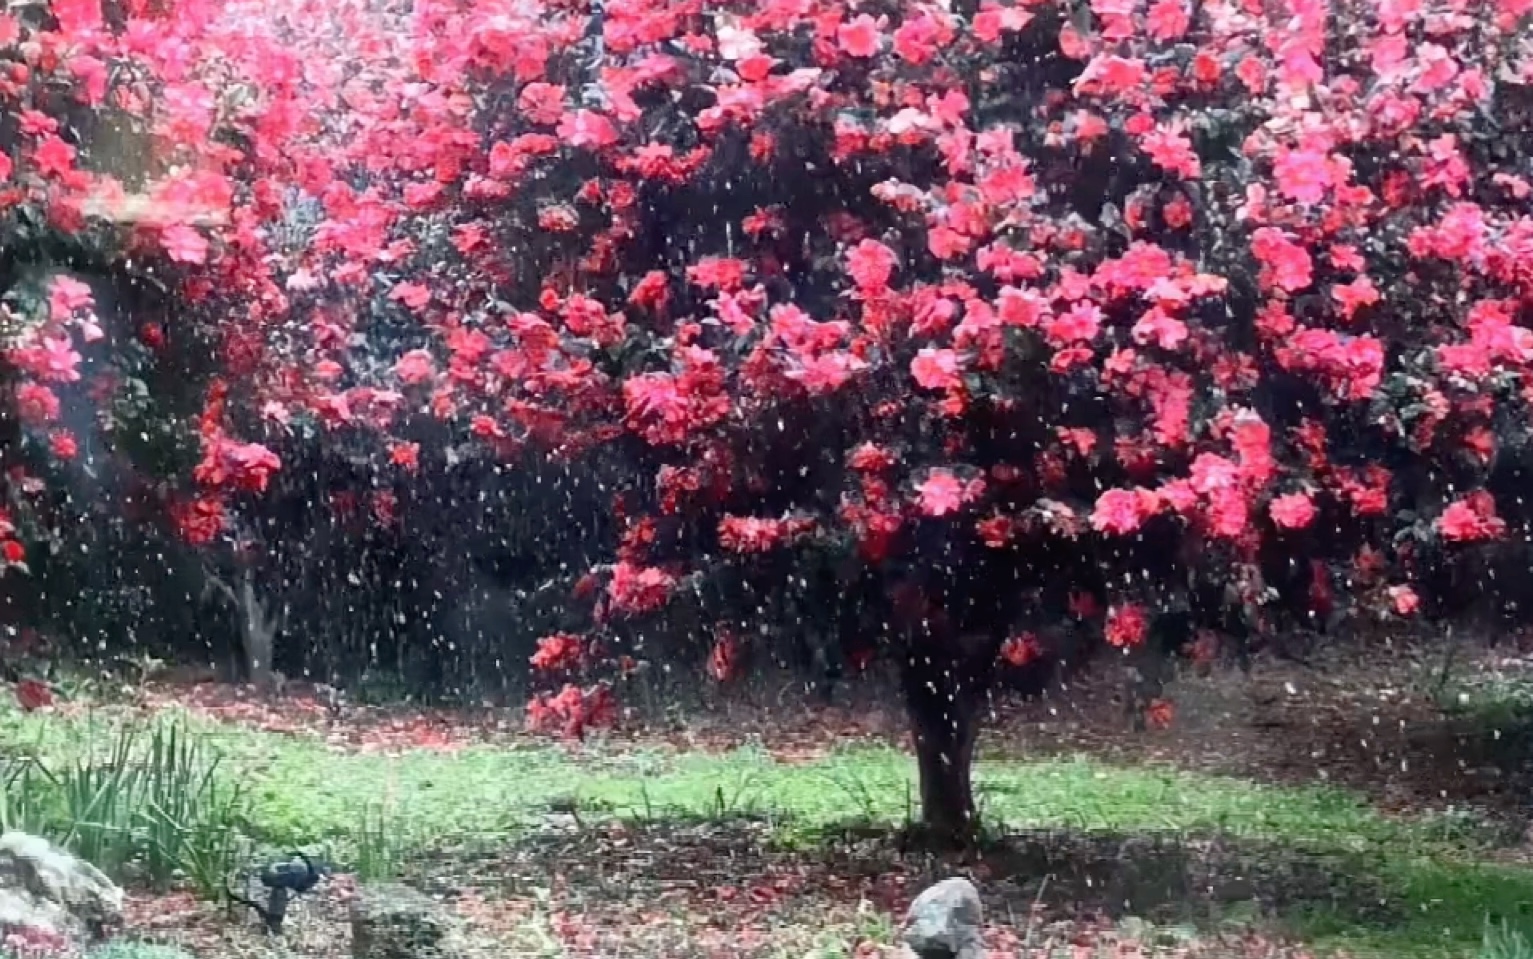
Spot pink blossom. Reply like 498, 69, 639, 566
1269, 493, 1317, 530
910, 348, 964, 391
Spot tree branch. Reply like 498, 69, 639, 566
202, 566, 239, 607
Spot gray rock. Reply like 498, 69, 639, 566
350, 883, 469, 959
0, 831, 123, 945
900, 877, 983, 959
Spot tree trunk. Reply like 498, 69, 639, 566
901, 637, 994, 844
204, 566, 285, 685
239, 573, 278, 684
908, 688, 980, 840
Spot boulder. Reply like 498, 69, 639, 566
0, 831, 123, 947
350, 883, 470, 959
900, 877, 984, 959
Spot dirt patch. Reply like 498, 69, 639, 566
113, 823, 1334, 959
465, 820, 1389, 930
984, 641, 1533, 829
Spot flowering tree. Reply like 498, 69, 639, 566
4, 0, 1533, 837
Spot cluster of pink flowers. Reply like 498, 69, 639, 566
0, 0, 1526, 727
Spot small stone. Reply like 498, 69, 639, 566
900, 877, 983, 959
350, 883, 467, 959
1118, 916, 1151, 941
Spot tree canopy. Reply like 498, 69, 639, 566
3, 0, 1533, 834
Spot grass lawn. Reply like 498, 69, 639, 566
4, 697, 1532, 959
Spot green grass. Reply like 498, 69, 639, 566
1437, 670, 1533, 736
3, 703, 1530, 959
2, 713, 248, 895
1482, 919, 1533, 959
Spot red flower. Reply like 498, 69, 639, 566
1388, 585, 1420, 616
389, 283, 431, 311
975, 513, 1015, 547
999, 633, 1042, 667
1132, 309, 1189, 351
15, 383, 60, 424
572, 571, 600, 600
1331, 276, 1380, 321
848, 443, 897, 472
1438, 492, 1506, 542
687, 257, 748, 292
708, 631, 742, 682
910, 348, 964, 391
394, 350, 436, 385
1163, 193, 1194, 227
1106, 604, 1148, 648
1140, 125, 1201, 179
916, 470, 967, 517
1269, 493, 1317, 530
927, 226, 970, 260
1146, 0, 1190, 39
556, 109, 619, 149
34, 336, 82, 383
628, 270, 670, 311
517, 82, 566, 125
2, 923, 70, 957
32, 135, 76, 178
1189, 453, 1240, 494
389, 442, 420, 470
526, 683, 615, 740
1250, 228, 1313, 292
171, 496, 224, 545
1145, 698, 1175, 730
531, 633, 586, 672
2, 539, 24, 564
1044, 301, 1103, 345
607, 561, 675, 615
48, 431, 78, 460
1091, 488, 1157, 535
837, 14, 881, 57
719, 515, 793, 553
845, 239, 897, 291
15, 679, 53, 712
195, 438, 281, 494
1272, 147, 1337, 205
49, 275, 93, 319
972, 3, 1032, 42
892, 11, 944, 65
161, 224, 209, 265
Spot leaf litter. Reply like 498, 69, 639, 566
115, 819, 1328, 959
